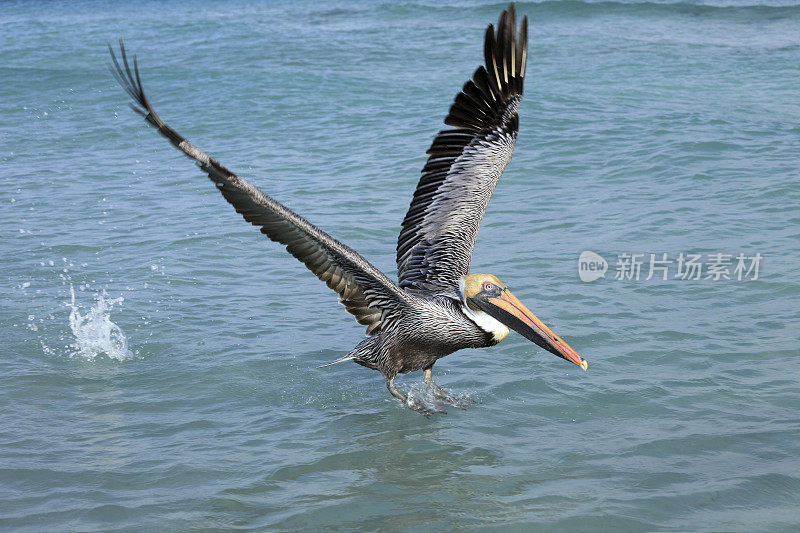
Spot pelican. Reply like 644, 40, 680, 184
109, 3, 587, 415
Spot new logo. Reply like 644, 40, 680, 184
578, 251, 608, 282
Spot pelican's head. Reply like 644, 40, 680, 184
460, 273, 588, 371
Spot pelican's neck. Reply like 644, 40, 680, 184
458, 278, 510, 343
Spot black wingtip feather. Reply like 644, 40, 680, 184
444, 2, 526, 132
108, 39, 186, 147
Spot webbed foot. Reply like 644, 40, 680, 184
387, 376, 448, 416
432, 387, 475, 409
423, 368, 474, 409
406, 395, 447, 417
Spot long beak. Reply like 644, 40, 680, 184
476, 289, 588, 371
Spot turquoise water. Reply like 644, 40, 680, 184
2, 0, 799, 530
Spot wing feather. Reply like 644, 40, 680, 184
396, 4, 527, 292
109, 41, 410, 335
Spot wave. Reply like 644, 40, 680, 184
520, 0, 800, 16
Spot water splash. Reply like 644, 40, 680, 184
66, 285, 133, 361
405, 382, 476, 415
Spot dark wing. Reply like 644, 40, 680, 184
109, 41, 411, 336
396, 4, 527, 293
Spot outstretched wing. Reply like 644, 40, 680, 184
396, 4, 527, 293
109, 41, 411, 336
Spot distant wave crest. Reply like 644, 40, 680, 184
523, 0, 800, 15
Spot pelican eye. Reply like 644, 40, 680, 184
483, 282, 495, 292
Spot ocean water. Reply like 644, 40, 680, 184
2, 0, 799, 530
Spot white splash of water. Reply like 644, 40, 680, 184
66, 285, 133, 361
405, 382, 476, 414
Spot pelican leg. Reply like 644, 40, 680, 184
386, 377, 407, 402
422, 367, 474, 409
422, 368, 446, 394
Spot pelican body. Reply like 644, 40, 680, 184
110, 3, 587, 415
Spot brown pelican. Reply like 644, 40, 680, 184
109, 3, 587, 415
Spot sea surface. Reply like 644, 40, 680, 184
2, 0, 799, 530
